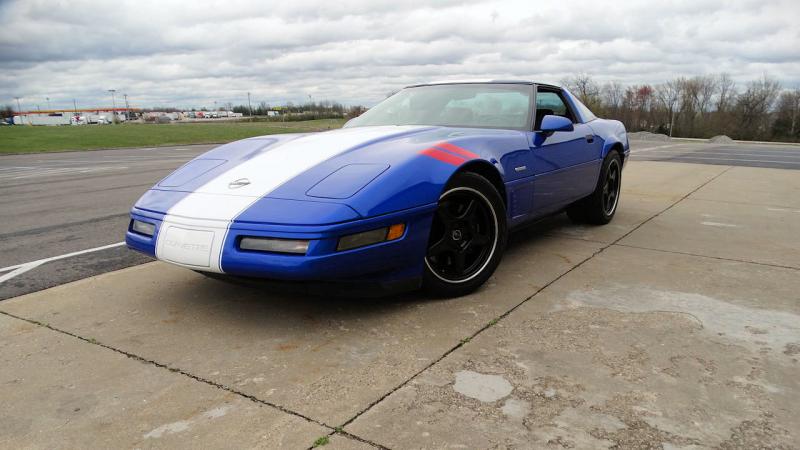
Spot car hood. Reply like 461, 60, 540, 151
136, 125, 525, 224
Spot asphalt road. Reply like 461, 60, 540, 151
630, 138, 800, 169
1, 138, 798, 300
0, 145, 214, 299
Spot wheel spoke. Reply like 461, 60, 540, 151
437, 201, 458, 224
452, 251, 466, 273
427, 237, 450, 258
456, 199, 476, 220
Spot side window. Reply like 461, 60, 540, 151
534, 89, 577, 130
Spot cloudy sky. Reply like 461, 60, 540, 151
1, 0, 798, 111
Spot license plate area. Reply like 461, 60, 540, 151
160, 226, 215, 267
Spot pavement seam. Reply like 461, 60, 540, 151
0, 310, 390, 450
606, 165, 734, 244
0, 310, 331, 430
612, 243, 800, 271
334, 165, 736, 439
307, 430, 387, 450
0, 165, 737, 449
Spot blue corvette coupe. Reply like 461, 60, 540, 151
126, 81, 628, 296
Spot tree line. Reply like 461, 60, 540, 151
562, 73, 800, 142
230, 100, 365, 121
5, 75, 799, 141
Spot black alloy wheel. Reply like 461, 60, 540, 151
423, 172, 507, 297
602, 158, 621, 216
566, 150, 623, 225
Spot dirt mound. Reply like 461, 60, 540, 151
627, 131, 671, 142
709, 135, 734, 143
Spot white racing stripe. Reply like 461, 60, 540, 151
155, 126, 423, 272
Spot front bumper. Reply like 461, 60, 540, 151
125, 203, 436, 287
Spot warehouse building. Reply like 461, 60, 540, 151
12, 108, 136, 125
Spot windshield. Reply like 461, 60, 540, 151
345, 83, 533, 131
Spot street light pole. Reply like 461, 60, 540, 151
14, 97, 22, 124
108, 89, 117, 124
247, 92, 253, 118
123, 94, 130, 121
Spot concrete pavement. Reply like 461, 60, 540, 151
2, 160, 798, 448
2, 138, 798, 301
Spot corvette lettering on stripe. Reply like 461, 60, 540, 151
419, 142, 478, 166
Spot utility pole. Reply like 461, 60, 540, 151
14, 97, 22, 124
669, 107, 676, 138
46, 97, 51, 111
123, 94, 130, 121
108, 89, 117, 124
247, 92, 253, 118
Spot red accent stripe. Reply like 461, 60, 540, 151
434, 142, 479, 159
420, 148, 466, 166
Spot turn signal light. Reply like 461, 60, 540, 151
337, 223, 406, 252
386, 223, 406, 240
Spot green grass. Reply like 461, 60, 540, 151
312, 436, 330, 447
0, 119, 347, 154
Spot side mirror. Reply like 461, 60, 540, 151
540, 115, 574, 133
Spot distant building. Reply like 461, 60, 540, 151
12, 108, 136, 125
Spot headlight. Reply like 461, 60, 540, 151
337, 223, 405, 251
131, 219, 156, 237
239, 237, 309, 255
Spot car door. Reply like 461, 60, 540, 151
528, 87, 601, 215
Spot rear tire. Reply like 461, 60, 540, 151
566, 151, 622, 225
423, 172, 507, 297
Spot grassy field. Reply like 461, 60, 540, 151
0, 119, 347, 154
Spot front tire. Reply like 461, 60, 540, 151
567, 151, 622, 225
423, 172, 507, 297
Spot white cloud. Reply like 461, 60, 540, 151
1, 0, 798, 110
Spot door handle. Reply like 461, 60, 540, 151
585, 135, 595, 144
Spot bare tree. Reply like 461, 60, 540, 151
601, 81, 624, 114
696, 76, 717, 116
772, 89, 800, 141
0, 104, 14, 120
715, 73, 736, 113
656, 80, 682, 136
561, 73, 602, 111
733, 75, 781, 140
678, 77, 700, 135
